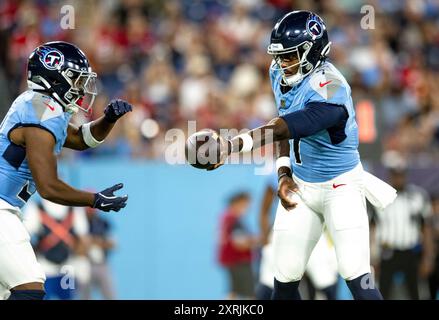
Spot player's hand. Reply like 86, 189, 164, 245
199, 129, 229, 171
93, 183, 128, 212
206, 134, 229, 171
278, 175, 299, 210
104, 99, 133, 123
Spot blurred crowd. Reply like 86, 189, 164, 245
1, 0, 439, 163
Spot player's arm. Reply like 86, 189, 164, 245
227, 102, 348, 154
24, 127, 127, 212
207, 102, 347, 208
64, 99, 132, 150
275, 140, 299, 210
204, 102, 347, 172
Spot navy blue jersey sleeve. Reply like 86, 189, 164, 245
280, 102, 348, 140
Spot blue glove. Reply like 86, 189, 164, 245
104, 99, 133, 123
93, 183, 128, 212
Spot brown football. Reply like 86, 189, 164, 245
185, 129, 226, 170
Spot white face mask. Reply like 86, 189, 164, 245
62, 68, 98, 114
268, 41, 314, 87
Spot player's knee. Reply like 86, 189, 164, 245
338, 258, 370, 281
336, 242, 371, 280
274, 261, 306, 283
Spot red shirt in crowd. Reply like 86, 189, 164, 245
218, 209, 252, 267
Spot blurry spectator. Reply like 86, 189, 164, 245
79, 207, 116, 300
370, 164, 435, 299
218, 191, 258, 299
23, 199, 90, 300
428, 194, 439, 300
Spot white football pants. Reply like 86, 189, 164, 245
272, 163, 371, 282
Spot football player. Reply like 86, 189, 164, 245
199, 11, 390, 299
0, 41, 131, 300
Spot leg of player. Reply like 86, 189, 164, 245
271, 196, 324, 300
321, 284, 338, 300
323, 167, 383, 300
305, 233, 339, 300
0, 209, 46, 300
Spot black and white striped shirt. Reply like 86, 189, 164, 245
371, 184, 432, 250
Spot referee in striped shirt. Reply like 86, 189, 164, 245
370, 165, 435, 299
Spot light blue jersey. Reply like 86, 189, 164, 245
0, 90, 72, 208
270, 61, 360, 183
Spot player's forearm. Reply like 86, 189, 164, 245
276, 139, 292, 177
38, 178, 95, 207
64, 118, 113, 151
75, 99, 132, 150
74, 116, 114, 150
228, 117, 290, 154
90, 116, 115, 142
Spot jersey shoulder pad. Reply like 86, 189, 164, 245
26, 91, 64, 123
17, 91, 67, 143
306, 63, 350, 105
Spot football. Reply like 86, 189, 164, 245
185, 129, 228, 170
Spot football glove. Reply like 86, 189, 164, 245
93, 183, 128, 212
104, 99, 133, 123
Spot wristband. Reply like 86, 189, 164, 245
81, 122, 104, 148
276, 156, 291, 172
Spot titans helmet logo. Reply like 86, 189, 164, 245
36, 46, 64, 70
306, 15, 324, 40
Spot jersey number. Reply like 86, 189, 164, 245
293, 139, 302, 165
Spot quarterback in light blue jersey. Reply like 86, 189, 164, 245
193, 11, 396, 300
0, 41, 132, 300
269, 59, 360, 183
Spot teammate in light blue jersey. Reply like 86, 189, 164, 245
0, 90, 72, 208
0, 41, 132, 300
196, 10, 385, 300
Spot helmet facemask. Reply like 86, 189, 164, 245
268, 40, 331, 87
61, 68, 97, 114
268, 41, 315, 87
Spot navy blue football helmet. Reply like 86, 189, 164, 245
267, 10, 331, 86
27, 41, 97, 113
